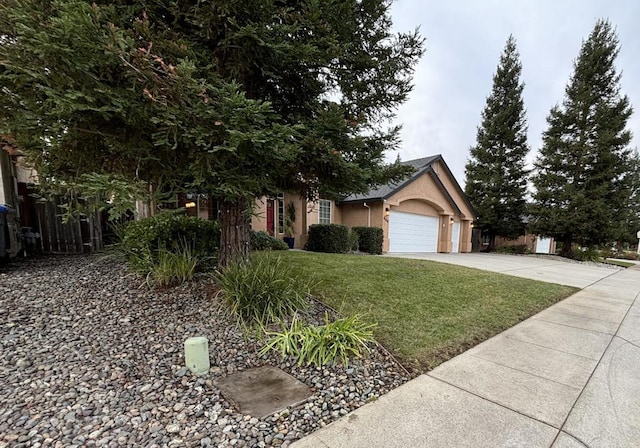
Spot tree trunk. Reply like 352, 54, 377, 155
487, 233, 497, 252
218, 198, 251, 267
560, 235, 573, 258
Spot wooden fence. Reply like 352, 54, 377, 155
35, 197, 103, 254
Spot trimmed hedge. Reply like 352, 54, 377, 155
352, 226, 384, 254
250, 230, 289, 251
121, 212, 220, 272
305, 224, 350, 253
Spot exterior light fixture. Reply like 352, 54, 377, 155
384, 207, 390, 222
185, 202, 196, 208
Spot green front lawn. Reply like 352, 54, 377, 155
260, 251, 577, 373
601, 258, 635, 268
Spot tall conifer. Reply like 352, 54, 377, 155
532, 20, 633, 257
465, 36, 530, 249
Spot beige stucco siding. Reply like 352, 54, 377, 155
252, 196, 341, 249
251, 198, 268, 233
394, 199, 439, 217
352, 164, 475, 253
339, 202, 384, 229
387, 172, 451, 214
431, 161, 475, 219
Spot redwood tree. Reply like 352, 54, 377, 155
0, 0, 423, 265
465, 35, 530, 250
531, 20, 633, 257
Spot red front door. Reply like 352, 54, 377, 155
266, 200, 275, 236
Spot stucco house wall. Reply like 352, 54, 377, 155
250, 155, 476, 253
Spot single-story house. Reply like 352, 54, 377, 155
251, 155, 477, 253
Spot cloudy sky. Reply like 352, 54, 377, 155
388, 0, 640, 187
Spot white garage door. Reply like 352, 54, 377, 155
536, 236, 552, 254
451, 222, 461, 253
389, 211, 439, 252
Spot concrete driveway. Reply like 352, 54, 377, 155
383, 252, 619, 288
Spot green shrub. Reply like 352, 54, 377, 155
250, 230, 289, 251
496, 244, 529, 255
120, 212, 220, 273
349, 230, 360, 251
619, 251, 639, 260
146, 244, 199, 288
573, 246, 599, 262
599, 247, 618, 259
216, 255, 313, 327
260, 314, 376, 367
352, 227, 383, 254
305, 224, 350, 253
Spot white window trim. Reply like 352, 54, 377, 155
318, 199, 331, 225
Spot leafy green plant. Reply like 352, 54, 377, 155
495, 244, 529, 255
119, 212, 220, 273
260, 313, 376, 367
618, 251, 639, 261
305, 224, 350, 253
349, 230, 360, 252
572, 246, 599, 261
216, 255, 313, 327
250, 230, 289, 251
352, 227, 383, 254
146, 244, 199, 288
284, 202, 297, 237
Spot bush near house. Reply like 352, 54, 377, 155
120, 212, 220, 274
305, 224, 351, 253
496, 244, 529, 255
250, 230, 289, 251
352, 227, 384, 254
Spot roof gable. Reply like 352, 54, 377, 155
339, 155, 440, 203
339, 154, 477, 219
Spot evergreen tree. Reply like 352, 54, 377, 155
613, 149, 640, 247
0, 0, 423, 265
465, 35, 530, 250
532, 20, 633, 257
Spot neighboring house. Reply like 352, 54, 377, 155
252, 155, 477, 253
489, 215, 556, 255
494, 234, 556, 254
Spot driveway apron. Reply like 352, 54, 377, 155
381, 253, 618, 288
291, 263, 640, 448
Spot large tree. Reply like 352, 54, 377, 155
0, 0, 423, 265
531, 20, 633, 257
465, 35, 530, 250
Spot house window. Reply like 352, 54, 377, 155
319, 199, 331, 224
277, 198, 285, 234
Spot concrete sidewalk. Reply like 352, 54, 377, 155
291, 266, 640, 448
382, 253, 619, 288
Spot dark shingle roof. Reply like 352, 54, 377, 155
339, 155, 441, 203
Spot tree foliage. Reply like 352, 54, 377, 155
531, 20, 633, 256
465, 36, 529, 248
0, 0, 423, 264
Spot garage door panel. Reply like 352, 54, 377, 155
389, 211, 439, 253
536, 237, 552, 254
452, 222, 461, 253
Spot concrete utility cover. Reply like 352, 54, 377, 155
215, 366, 312, 418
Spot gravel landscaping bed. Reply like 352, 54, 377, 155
0, 254, 408, 448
